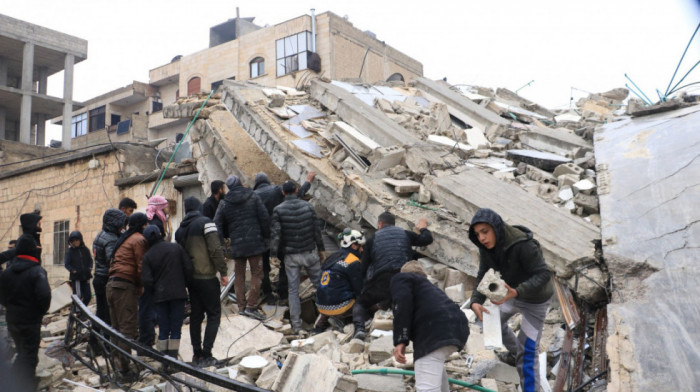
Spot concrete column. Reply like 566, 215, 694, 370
36, 115, 46, 146
0, 56, 7, 86
0, 106, 6, 140
19, 42, 34, 144
62, 54, 74, 149
38, 66, 48, 94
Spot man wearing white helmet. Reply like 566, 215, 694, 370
312, 228, 366, 334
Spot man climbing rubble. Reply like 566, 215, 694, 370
468, 208, 553, 392
353, 212, 433, 340
270, 180, 325, 335
176, 197, 228, 367
313, 228, 365, 334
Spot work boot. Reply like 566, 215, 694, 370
156, 339, 168, 354
167, 339, 181, 360
243, 307, 266, 321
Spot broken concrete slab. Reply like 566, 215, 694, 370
369, 335, 394, 364
48, 282, 73, 313
483, 304, 504, 350
427, 134, 474, 152
355, 373, 406, 392
331, 121, 380, 156
413, 77, 510, 134
519, 126, 592, 157
486, 362, 521, 384
596, 105, 700, 391
382, 178, 421, 194
506, 149, 571, 172
272, 352, 342, 392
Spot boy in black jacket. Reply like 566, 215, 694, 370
64, 231, 93, 305
0, 234, 51, 391
391, 261, 468, 392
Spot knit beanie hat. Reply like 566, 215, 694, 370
226, 175, 241, 189
184, 196, 203, 213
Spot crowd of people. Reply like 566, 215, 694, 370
0, 166, 554, 392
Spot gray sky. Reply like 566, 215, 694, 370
4, 0, 700, 143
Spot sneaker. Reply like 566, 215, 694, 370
293, 327, 309, 338
495, 350, 517, 367
197, 356, 218, 368
328, 317, 345, 331
352, 329, 366, 341
243, 307, 266, 321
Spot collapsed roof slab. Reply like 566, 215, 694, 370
595, 105, 700, 391
309, 79, 420, 149
519, 126, 593, 157
412, 77, 510, 134
423, 168, 600, 280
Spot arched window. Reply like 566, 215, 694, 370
250, 57, 265, 78
187, 77, 201, 96
387, 73, 405, 82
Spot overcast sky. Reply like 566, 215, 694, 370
4, 0, 700, 143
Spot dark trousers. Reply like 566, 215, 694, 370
277, 255, 288, 299
261, 253, 272, 296
92, 275, 110, 325
138, 290, 157, 346
8, 322, 41, 391
189, 278, 221, 357
70, 279, 92, 305
353, 270, 396, 331
155, 299, 186, 340
106, 280, 139, 372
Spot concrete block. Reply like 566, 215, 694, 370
256, 363, 281, 390
355, 373, 406, 392
412, 186, 431, 203
267, 94, 286, 108
465, 128, 491, 148
375, 98, 395, 114
483, 304, 504, 350
573, 193, 599, 214
342, 339, 365, 354
444, 268, 475, 291
445, 283, 465, 302
557, 173, 579, 187
48, 282, 73, 313
493, 170, 515, 181
486, 362, 520, 384
382, 178, 421, 194
480, 378, 499, 391
553, 162, 584, 178
430, 263, 448, 281
334, 375, 359, 392
476, 269, 508, 302
369, 335, 394, 364
525, 165, 558, 184
369, 145, 405, 172
272, 353, 341, 392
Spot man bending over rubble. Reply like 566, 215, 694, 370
353, 212, 433, 340
469, 208, 553, 392
392, 261, 468, 392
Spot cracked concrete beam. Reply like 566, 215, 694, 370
309, 79, 420, 147
412, 77, 510, 134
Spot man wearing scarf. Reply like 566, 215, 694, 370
146, 195, 170, 240
106, 213, 149, 382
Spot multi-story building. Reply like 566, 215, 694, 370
0, 13, 87, 148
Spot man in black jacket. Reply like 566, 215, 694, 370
176, 197, 228, 367
270, 181, 325, 334
0, 234, 51, 391
142, 226, 193, 360
254, 171, 315, 303
215, 175, 269, 321
468, 208, 553, 392
391, 261, 468, 392
202, 180, 225, 220
0, 214, 44, 266
353, 212, 433, 340
92, 208, 127, 325
64, 231, 93, 305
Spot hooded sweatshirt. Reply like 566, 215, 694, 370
64, 231, 94, 281
468, 208, 554, 305
142, 226, 193, 303
0, 235, 51, 324
175, 197, 227, 280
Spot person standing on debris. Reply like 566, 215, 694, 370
468, 208, 553, 392
353, 212, 433, 340
215, 175, 269, 321
0, 234, 51, 391
254, 171, 315, 303
118, 197, 138, 218
312, 228, 364, 334
270, 180, 325, 335
391, 261, 469, 392
141, 226, 193, 360
146, 195, 170, 239
106, 212, 149, 382
203, 180, 226, 220
176, 197, 228, 367
64, 231, 93, 305
92, 208, 127, 326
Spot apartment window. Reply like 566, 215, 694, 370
111, 114, 121, 125
152, 100, 163, 113
71, 112, 87, 138
53, 220, 69, 265
276, 31, 312, 77
187, 77, 201, 96
89, 106, 106, 132
250, 57, 265, 78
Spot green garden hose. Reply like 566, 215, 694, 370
351, 368, 497, 392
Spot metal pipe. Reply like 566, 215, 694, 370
220, 272, 236, 302
310, 8, 316, 52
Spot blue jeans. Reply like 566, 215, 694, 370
138, 290, 157, 346
155, 299, 186, 340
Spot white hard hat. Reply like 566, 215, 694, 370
339, 228, 365, 248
